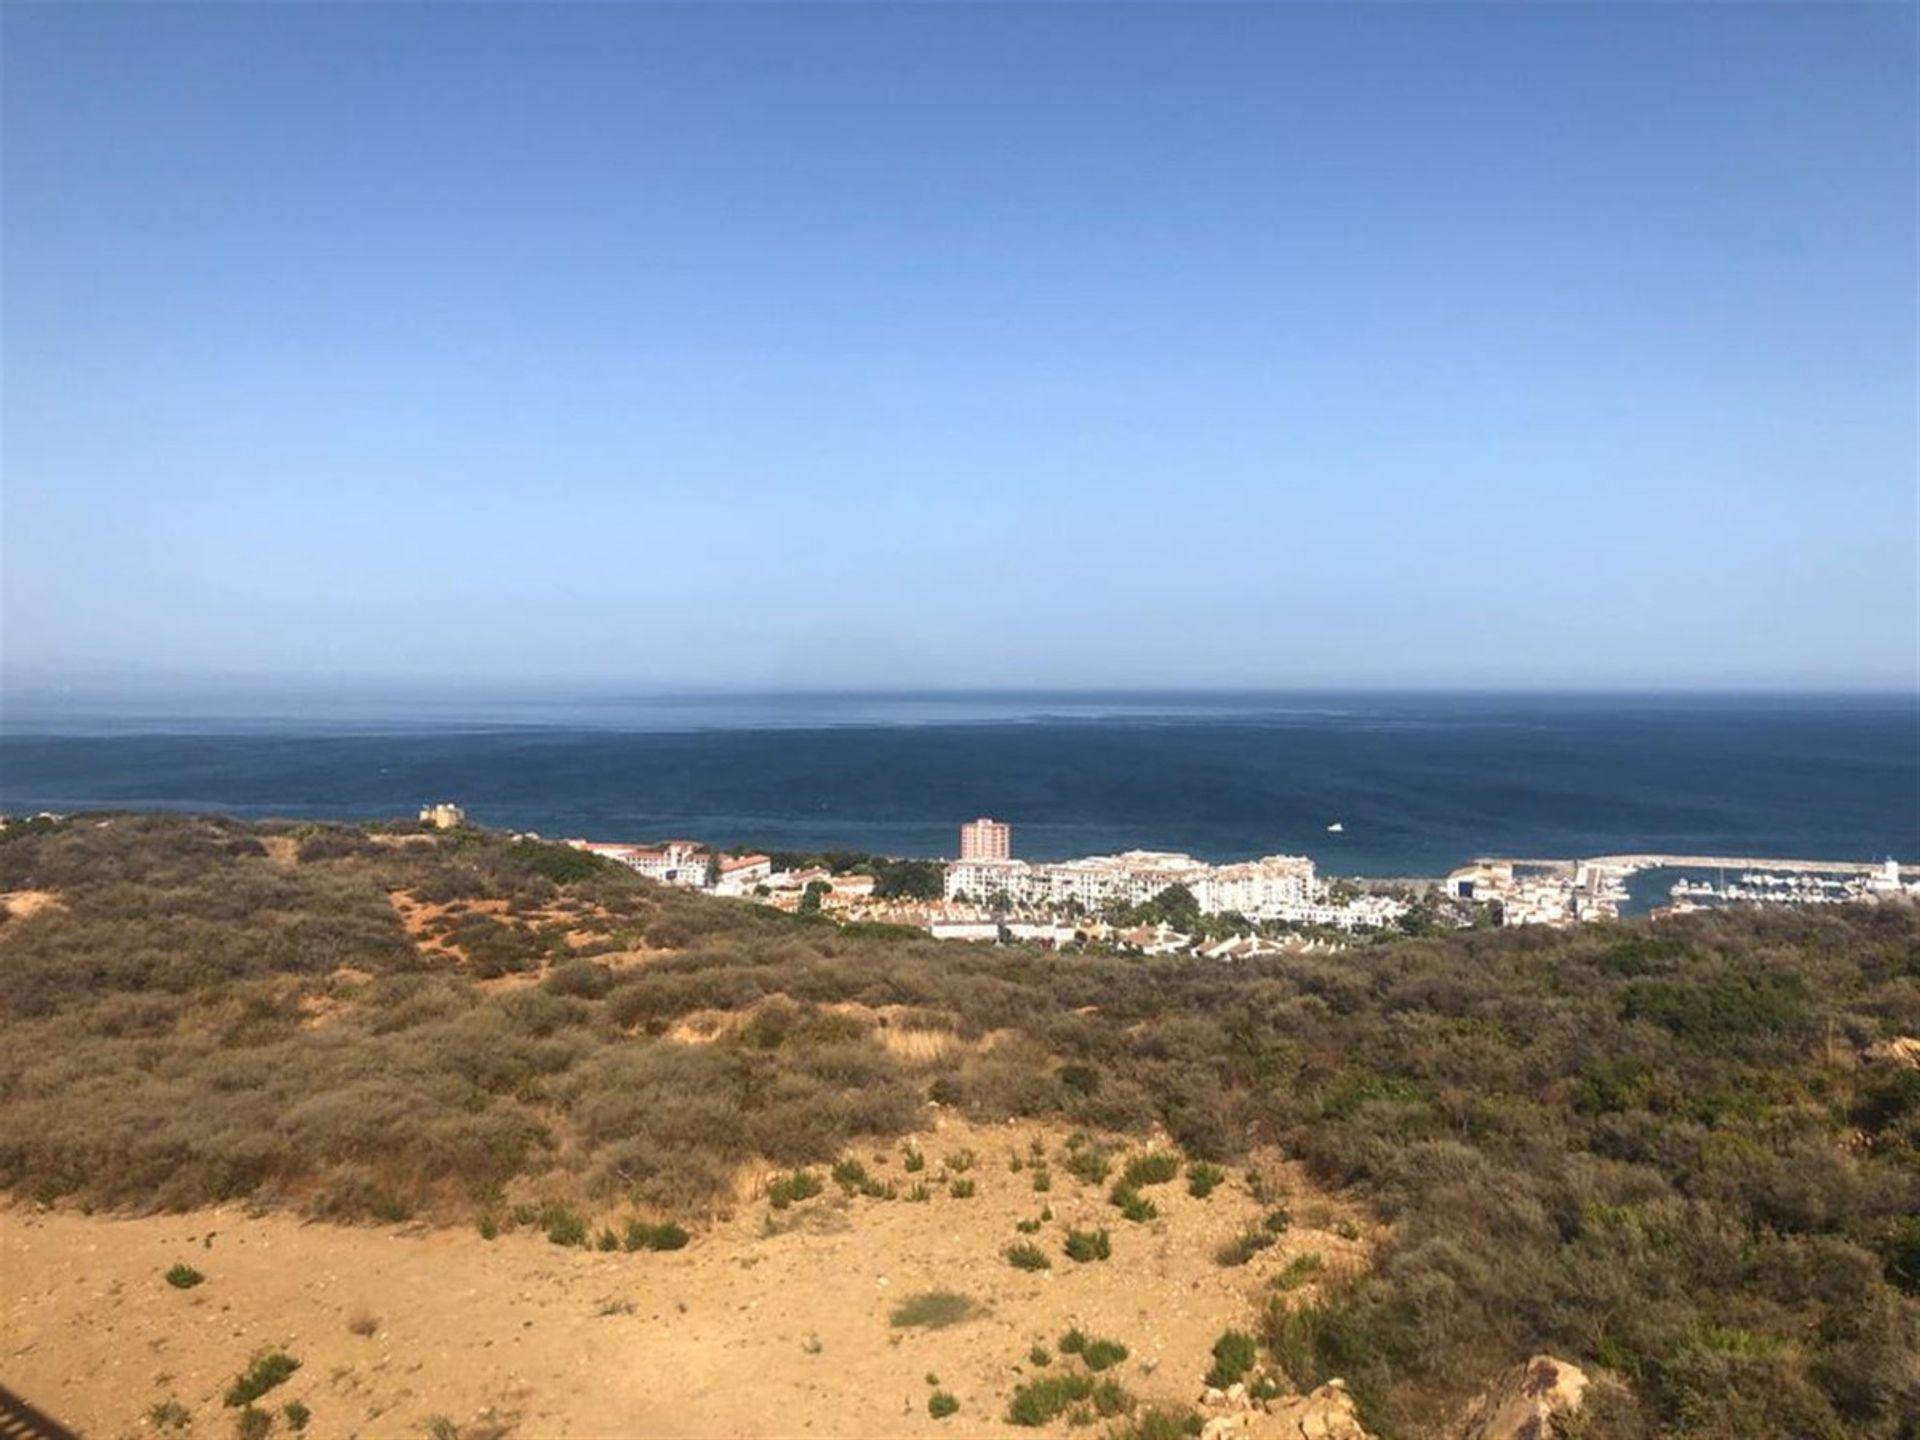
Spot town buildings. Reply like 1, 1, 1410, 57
418, 802, 466, 829
959, 817, 1012, 860
942, 849, 1397, 929
569, 838, 773, 894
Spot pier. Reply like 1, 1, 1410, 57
1477, 854, 1916, 878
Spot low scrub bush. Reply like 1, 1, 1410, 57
622, 1218, 689, 1251
1063, 1227, 1112, 1263
1121, 1152, 1181, 1188
1271, 1253, 1324, 1291
890, 1291, 977, 1329
927, 1391, 960, 1420
1088, 1379, 1135, 1418
165, 1263, 205, 1290
1205, 1329, 1258, 1388
541, 1205, 588, 1247
1007, 1372, 1093, 1427
283, 1401, 311, 1432
831, 1157, 872, 1192
235, 1407, 272, 1440
1062, 1140, 1112, 1186
148, 1400, 190, 1430
1059, 1327, 1129, 1370
948, 1177, 976, 1199
767, 1171, 824, 1209
1109, 1181, 1157, 1223
1006, 1242, 1052, 1272
1109, 1409, 1205, 1440
1186, 1162, 1226, 1198
1214, 1229, 1276, 1267
224, 1352, 301, 1407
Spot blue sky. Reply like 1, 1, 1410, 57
4, 4, 1914, 692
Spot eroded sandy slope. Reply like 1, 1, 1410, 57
2, 1118, 1371, 1439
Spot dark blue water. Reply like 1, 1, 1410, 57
1, 691, 1913, 875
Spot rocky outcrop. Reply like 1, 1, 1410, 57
1269, 1380, 1371, 1440
1865, 1036, 1920, 1069
1453, 1355, 1589, 1440
1195, 1376, 1370, 1440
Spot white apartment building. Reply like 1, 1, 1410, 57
574, 839, 713, 888
944, 850, 1331, 919
711, 853, 773, 894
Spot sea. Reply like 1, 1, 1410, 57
1, 690, 1915, 884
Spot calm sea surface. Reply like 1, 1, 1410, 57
1, 691, 1914, 876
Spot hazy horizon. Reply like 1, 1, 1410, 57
5, 4, 1916, 692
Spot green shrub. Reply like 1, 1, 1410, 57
165, 1263, 205, 1290
1214, 1229, 1276, 1267
225, 1353, 300, 1407
831, 1157, 872, 1192
235, 1407, 272, 1440
594, 1227, 619, 1251
1090, 1379, 1135, 1417
1080, 1337, 1129, 1371
928, 1391, 960, 1420
1121, 1152, 1181, 1188
623, 1218, 690, 1252
283, 1401, 311, 1432
542, 1206, 587, 1247
890, 1291, 977, 1329
767, 1170, 824, 1209
1064, 1227, 1112, 1263
1205, 1329, 1258, 1388
903, 1147, 926, 1172
1031, 1167, 1052, 1193
1006, 1242, 1052, 1272
905, 1183, 931, 1203
944, 1148, 976, 1173
148, 1400, 191, 1431
1007, 1372, 1094, 1426
1062, 1144, 1111, 1186
645, 1220, 690, 1251
1186, 1162, 1226, 1198
1109, 1182, 1157, 1223
1261, 1207, 1291, 1235
1107, 1409, 1205, 1440
1029, 1344, 1052, 1366
1271, 1253, 1325, 1291
948, 1177, 976, 1199
1260, 1301, 1367, 1396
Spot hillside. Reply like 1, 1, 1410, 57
1, 814, 1916, 1438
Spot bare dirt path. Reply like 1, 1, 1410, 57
1, 1118, 1370, 1440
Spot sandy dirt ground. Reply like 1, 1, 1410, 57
1, 1117, 1370, 1440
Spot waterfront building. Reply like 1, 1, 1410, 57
418, 802, 466, 830
942, 848, 1360, 923
574, 838, 713, 888
959, 817, 1012, 860
711, 853, 773, 894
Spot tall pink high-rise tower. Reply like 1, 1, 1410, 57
959, 817, 1011, 860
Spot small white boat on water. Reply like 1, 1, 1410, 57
1326, 822, 1344, 833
